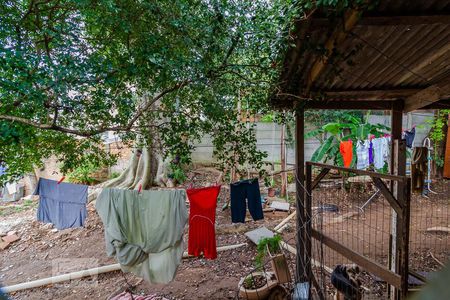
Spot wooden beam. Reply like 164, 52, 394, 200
310, 14, 450, 27
306, 161, 408, 182
304, 100, 395, 110
312, 167, 330, 190
371, 177, 402, 215
311, 229, 402, 289
306, 9, 361, 92
404, 78, 450, 112
324, 88, 420, 100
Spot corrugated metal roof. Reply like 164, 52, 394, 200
272, 0, 450, 109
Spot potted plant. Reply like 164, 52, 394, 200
238, 271, 278, 300
266, 177, 276, 197
256, 235, 291, 284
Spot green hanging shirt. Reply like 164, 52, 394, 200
96, 188, 188, 284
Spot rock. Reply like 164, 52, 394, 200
2, 234, 20, 243
0, 241, 11, 250
7, 230, 17, 236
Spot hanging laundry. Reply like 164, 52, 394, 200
5, 182, 17, 195
404, 127, 416, 148
34, 178, 88, 230
411, 147, 428, 193
186, 185, 220, 259
0, 164, 6, 176
339, 140, 353, 168
368, 140, 374, 165
356, 140, 370, 170
230, 179, 263, 223
372, 137, 390, 170
96, 188, 188, 284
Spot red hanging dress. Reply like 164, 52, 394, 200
186, 185, 221, 259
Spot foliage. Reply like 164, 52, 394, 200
109, 171, 121, 180
426, 110, 450, 168
67, 160, 104, 185
0, 0, 307, 184
306, 111, 390, 167
255, 234, 282, 270
0, 198, 37, 217
0, 0, 374, 184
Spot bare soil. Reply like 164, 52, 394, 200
0, 171, 292, 300
1, 172, 449, 300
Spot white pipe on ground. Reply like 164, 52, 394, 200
274, 211, 296, 232
3, 243, 247, 293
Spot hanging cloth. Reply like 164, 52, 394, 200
34, 178, 88, 230
368, 140, 374, 165
339, 140, 353, 168
230, 179, 263, 223
186, 185, 221, 259
372, 137, 390, 170
96, 188, 188, 284
411, 147, 428, 193
404, 127, 416, 148
356, 140, 370, 170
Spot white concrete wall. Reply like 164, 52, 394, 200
190, 111, 435, 165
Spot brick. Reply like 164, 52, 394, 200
2, 234, 20, 243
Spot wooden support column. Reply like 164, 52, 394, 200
305, 163, 313, 298
389, 100, 407, 299
295, 107, 306, 282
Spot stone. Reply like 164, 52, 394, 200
0, 241, 10, 250
2, 234, 20, 243
270, 201, 290, 211
245, 227, 274, 245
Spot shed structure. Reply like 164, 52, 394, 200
272, 0, 450, 298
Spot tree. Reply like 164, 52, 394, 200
0, 0, 302, 187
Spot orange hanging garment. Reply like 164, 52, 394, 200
340, 140, 353, 168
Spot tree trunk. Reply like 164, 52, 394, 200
88, 143, 168, 202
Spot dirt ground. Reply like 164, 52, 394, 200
1, 171, 449, 300
0, 171, 294, 300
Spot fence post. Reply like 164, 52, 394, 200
391, 139, 407, 299
295, 108, 306, 283
305, 163, 313, 297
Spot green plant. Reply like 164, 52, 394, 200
426, 110, 450, 168
67, 162, 100, 185
255, 235, 282, 270
306, 111, 390, 167
109, 172, 121, 179
170, 166, 187, 184
287, 173, 294, 184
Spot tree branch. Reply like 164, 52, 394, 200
0, 81, 190, 137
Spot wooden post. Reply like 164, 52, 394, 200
295, 108, 306, 282
305, 163, 313, 297
390, 100, 406, 299
281, 120, 287, 197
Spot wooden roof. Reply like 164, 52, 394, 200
272, 0, 450, 111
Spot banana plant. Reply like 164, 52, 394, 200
305, 112, 390, 167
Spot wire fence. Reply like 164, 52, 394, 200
233, 161, 449, 300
